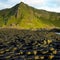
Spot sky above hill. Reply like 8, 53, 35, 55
0, 0, 60, 12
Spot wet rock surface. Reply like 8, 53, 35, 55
0, 28, 60, 60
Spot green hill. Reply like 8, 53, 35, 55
0, 2, 60, 29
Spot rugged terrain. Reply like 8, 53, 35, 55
0, 2, 60, 29
0, 2, 60, 60
0, 28, 60, 60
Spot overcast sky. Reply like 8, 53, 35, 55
0, 0, 60, 12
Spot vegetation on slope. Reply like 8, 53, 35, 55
0, 2, 60, 29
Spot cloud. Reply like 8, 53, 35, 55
21, 0, 47, 5
7, 0, 20, 4
21, 0, 60, 12
0, 0, 20, 9
0, 0, 60, 12
0, 1, 10, 9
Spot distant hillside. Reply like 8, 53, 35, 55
0, 2, 60, 29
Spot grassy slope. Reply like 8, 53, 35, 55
0, 2, 60, 29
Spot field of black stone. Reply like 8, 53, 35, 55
0, 28, 60, 60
